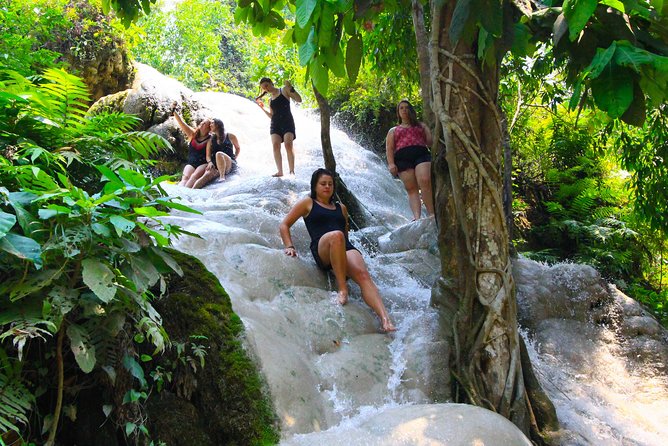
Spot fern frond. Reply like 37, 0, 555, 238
39, 68, 91, 130
0, 350, 34, 433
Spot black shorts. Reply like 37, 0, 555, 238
270, 119, 296, 142
394, 145, 431, 172
310, 238, 359, 271
187, 154, 207, 167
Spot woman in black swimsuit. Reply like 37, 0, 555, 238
279, 168, 396, 332
171, 102, 212, 188
204, 118, 241, 182
255, 77, 302, 177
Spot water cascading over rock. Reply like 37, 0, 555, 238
100, 64, 668, 445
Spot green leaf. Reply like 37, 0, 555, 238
155, 199, 202, 214
0, 233, 42, 268
109, 215, 135, 235
591, 65, 634, 118
136, 222, 169, 246
125, 422, 137, 436
562, 0, 598, 41
134, 206, 169, 218
310, 58, 330, 96
82, 259, 117, 304
318, 4, 336, 47
299, 28, 317, 66
92, 223, 111, 237
346, 34, 363, 83
118, 169, 147, 188
296, 0, 318, 28
479, 0, 503, 37
450, 0, 474, 43
123, 355, 147, 387
326, 45, 346, 78
149, 247, 183, 276
0, 210, 16, 237
67, 324, 96, 373
614, 43, 655, 72
38, 205, 72, 219
10, 269, 61, 302
585, 44, 617, 79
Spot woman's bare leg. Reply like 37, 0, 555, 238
399, 169, 421, 219
192, 168, 217, 189
185, 164, 208, 188
215, 152, 233, 180
346, 250, 396, 332
271, 134, 284, 176
415, 161, 434, 216
317, 231, 349, 304
179, 165, 195, 187
284, 133, 295, 175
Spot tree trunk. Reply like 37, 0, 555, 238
428, 3, 553, 442
411, 0, 434, 128
313, 85, 367, 227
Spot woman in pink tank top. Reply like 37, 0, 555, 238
385, 100, 434, 220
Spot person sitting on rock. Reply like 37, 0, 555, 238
170, 102, 211, 188
205, 118, 240, 182
279, 168, 396, 332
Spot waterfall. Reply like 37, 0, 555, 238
142, 69, 667, 444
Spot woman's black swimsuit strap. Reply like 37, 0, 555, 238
304, 200, 357, 271
270, 88, 296, 141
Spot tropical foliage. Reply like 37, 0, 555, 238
0, 64, 198, 442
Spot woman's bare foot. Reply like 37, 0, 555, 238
219, 175, 226, 181
337, 290, 348, 305
381, 317, 396, 332
272, 172, 283, 177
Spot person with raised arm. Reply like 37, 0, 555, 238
255, 77, 302, 177
279, 168, 396, 333
170, 102, 212, 188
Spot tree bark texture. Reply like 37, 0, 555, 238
411, 0, 434, 128
428, 1, 537, 437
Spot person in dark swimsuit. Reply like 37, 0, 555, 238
385, 99, 434, 219
202, 118, 241, 182
171, 102, 212, 188
255, 77, 302, 177
279, 168, 396, 332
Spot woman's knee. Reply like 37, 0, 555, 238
327, 230, 346, 246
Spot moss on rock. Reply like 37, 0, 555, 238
148, 250, 279, 445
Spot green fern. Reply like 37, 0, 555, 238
0, 348, 33, 433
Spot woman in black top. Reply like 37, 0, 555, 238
171, 102, 211, 188
255, 77, 302, 177
204, 118, 241, 182
279, 168, 396, 332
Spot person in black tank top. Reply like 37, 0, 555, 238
171, 102, 212, 188
255, 77, 302, 177
204, 118, 241, 182
279, 168, 396, 333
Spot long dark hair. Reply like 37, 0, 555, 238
396, 99, 420, 126
255, 77, 273, 101
310, 168, 336, 204
212, 118, 225, 144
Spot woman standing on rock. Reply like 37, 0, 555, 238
385, 99, 434, 220
255, 77, 302, 177
279, 168, 396, 332
171, 102, 212, 188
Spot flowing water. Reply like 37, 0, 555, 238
146, 77, 668, 444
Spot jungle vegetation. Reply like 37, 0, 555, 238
1, 0, 668, 444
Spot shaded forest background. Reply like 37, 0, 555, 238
1, 0, 667, 444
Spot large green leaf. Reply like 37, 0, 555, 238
585, 43, 617, 79
9, 269, 61, 302
109, 215, 135, 235
563, 0, 598, 41
82, 258, 117, 304
310, 58, 330, 96
479, 0, 503, 37
296, 0, 318, 28
299, 28, 317, 65
591, 65, 634, 118
346, 34, 363, 83
0, 233, 42, 268
0, 210, 15, 237
326, 45, 346, 78
67, 324, 96, 373
318, 3, 336, 48
123, 355, 147, 387
450, 0, 474, 43
614, 43, 656, 72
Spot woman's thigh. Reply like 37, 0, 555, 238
316, 231, 346, 268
